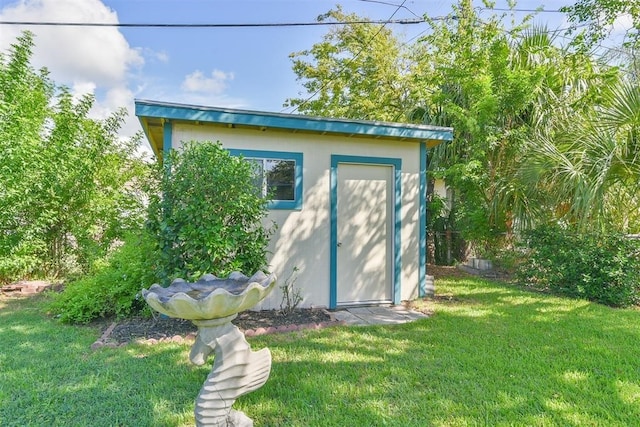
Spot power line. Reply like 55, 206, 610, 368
0, 7, 570, 30
356, 0, 422, 19
479, 7, 564, 14
0, 18, 424, 28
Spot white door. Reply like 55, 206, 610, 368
336, 163, 394, 305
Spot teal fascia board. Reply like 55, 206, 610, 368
136, 100, 453, 142
329, 155, 402, 309
227, 149, 303, 210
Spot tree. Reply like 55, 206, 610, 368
0, 32, 149, 282
287, 1, 636, 259
285, 6, 413, 121
287, 2, 542, 255
488, 23, 622, 230
519, 78, 640, 233
266, 159, 295, 200
412, 1, 548, 254
561, 0, 640, 48
146, 141, 274, 284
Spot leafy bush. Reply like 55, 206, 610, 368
48, 233, 155, 323
490, 247, 526, 276
517, 225, 640, 307
147, 140, 274, 284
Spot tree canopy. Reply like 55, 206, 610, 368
285, 6, 413, 121
287, 1, 639, 258
561, 0, 640, 48
0, 32, 149, 282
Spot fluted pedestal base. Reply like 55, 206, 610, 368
190, 315, 271, 427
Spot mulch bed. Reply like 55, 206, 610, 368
93, 308, 337, 349
8, 265, 473, 350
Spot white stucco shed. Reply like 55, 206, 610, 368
136, 100, 453, 310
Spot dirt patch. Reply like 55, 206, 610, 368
1, 280, 57, 296
427, 264, 471, 280
234, 308, 331, 331
29, 265, 472, 349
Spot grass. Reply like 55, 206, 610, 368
2, 275, 640, 426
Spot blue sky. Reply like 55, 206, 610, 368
0, 0, 589, 141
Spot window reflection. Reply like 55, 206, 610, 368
248, 158, 295, 201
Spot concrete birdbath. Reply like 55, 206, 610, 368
142, 271, 277, 427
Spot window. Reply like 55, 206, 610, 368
228, 149, 303, 210
249, 158, 295, 200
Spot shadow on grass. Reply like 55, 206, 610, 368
241, 278, 640, 426
0, 295, 202, 426
2, 281, 640, 426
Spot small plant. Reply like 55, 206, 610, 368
280, 266, 302, 315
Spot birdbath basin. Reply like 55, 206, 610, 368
142, 271, 276, 427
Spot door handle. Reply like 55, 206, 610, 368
337, 242, 342, 247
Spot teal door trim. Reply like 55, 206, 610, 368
330, 155, 402, 309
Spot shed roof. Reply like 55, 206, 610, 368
135, 99, 453, 160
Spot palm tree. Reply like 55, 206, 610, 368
520, 78, 640, 232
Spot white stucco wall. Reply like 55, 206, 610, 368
172, 123, 422, 309
434, 179, 447, 200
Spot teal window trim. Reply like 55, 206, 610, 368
419, 142, 427, 297
330, 155, 402, 309
228, 149, 303, 210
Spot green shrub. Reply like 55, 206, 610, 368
147, 141, 274, 284
48, 233, 156, 323
517, 225, 640, 307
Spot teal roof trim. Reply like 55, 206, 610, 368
135, 99, 453, 142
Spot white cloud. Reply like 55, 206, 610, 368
154, 51, 170, 63
136, 79, 249, 111
71, 81, 97, 101
88, 86, 134, 120
594, 13, 636, 48
610, 13, 634, 41
0, 0, 143, 86
140, 48, 169, 64
0, 0, 144, 138
181, 69, 235, 94
612, 13, 633, 33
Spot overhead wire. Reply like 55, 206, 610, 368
480, 7, 564, 14
5, 2, 630, 108
0, 7, 576, 30
356, 0, 423, 20
0, 18, 424, 28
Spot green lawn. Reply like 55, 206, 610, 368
2, 276, 639, 426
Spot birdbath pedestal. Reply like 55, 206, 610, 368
142, 272, 277, 427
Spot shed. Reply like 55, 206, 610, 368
136, 100, 453, 310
